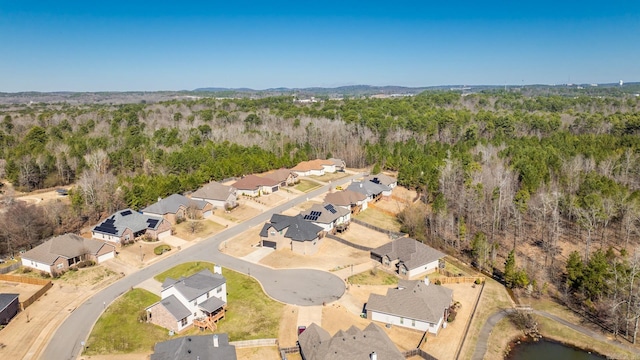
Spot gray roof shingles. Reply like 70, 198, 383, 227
0, 293, 19, 313
142, 194, 208, 215
163, 269, 226, 302
300, 203, 349, 225
371, 237, 444, 271
191, 182, 236, 202
158, 294, 191, 321
366, 280, 453, 324
298, 322, 404, 360
93, 209, 164, 237
21, 234, 113, 265
346, 181, 390, 198
151, 333, 237, 360
259, 214, 323, 242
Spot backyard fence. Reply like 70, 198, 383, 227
351, 218, 406, 239
435, 276, 484, 285
402, 348, 438, 359
326, 233, 373, 251
454, 281, 485, 360
230, 338, 278, 348
0, 262, 21, 274
0, 274, 53, 310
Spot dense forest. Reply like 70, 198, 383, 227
2, 89, 640, 340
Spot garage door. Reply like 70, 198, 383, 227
157, 230, 171, 240
262, 240, 277, 249
271, 186, 279, 193
203, 210, 213, 218
97, 251, 115, 263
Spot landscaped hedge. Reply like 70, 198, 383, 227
153, 245, 171, 255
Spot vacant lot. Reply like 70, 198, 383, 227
340, 222, 392, 249
173, 219, 226, 241
220, 225, 263, 258
309, 172, 350, 183
294, 179, 322, 193
0, 279, 42, 301
259, 237, 369, 271
354, 207, 402, 232
217, 204, 261, 223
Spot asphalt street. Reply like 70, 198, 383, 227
41, 173, 360, 360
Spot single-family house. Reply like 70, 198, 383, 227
291, 159, 335, 177
262, 168, 299, 187
323, 189, 368, 214
142, 194, 213, 224
365, 173, 397, 191
328, 158, 346, 172
300, 203, 351, 234
150, 334, 237, 360
190, 182, 238, 210
146, 268, 227, 333
259, 214, 324, 255
21, 234, 116, 276
0, 293, 20, 325
366, 278, 453, 335
92, 209, 172, 245
232, 175, 280, 197
346, 181, 390, 204
298, 322, 404, 360
370, 237, 444, 279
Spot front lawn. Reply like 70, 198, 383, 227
348, 267, 398, 285
156, 262, 284, 340
353, 207, 402, 232
83, 288, 168, 355
294, 179, 321, 192
173, 219, 225, 241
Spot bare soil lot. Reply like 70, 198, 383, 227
309, 172, 351, 183
173, 219, 226, 241
220, 225, 263, 258
217, 204, 261, 223
0, 280, 41, 301
354, 207, 402, 232
259, 238, 370, 271
340, 222, 393, 249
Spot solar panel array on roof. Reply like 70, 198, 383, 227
303, 214, 319, 221
324, 204, 337, 214
311, 211, 321, 216
120, 210, 133, 216
371, 177, 381, 184
94, 217, 118, 235
147, 218, 159, 228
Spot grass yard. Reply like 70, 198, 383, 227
83, 288, 168, 355
173, 219, 226, 241
354, 207, 402, 232
348, 267, 398, 285
0, 257, 19, 269
294, 179, 322, 193
310, 172, 350, 182
155, 262, 284, 340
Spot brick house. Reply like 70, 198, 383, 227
92, 209, 172, 245
259, 214, 324, 255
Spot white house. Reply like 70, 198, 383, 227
367, 278, 453, 335
370, 237, 444, 279
299, 203, 351, 233
146, 267, 227, 333
190, 182, 238, 210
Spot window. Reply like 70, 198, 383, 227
217, 287, 222, 293
181, 318, 188, 326
270, 230, 276, 236
207, 292, 210, 298
400, 317, 404, 324
56, 263, 64, 269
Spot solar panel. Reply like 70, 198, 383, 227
371, 177, 381, 184
309, 215, 318, 221
147, 219, 159, 228
324, 204, 337, 214
120, 210, 132, 216
94, 218, 118, 235
311, 211, 321, 216
303, 214, 319, 221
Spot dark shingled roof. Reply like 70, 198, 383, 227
300, 203, 350, 224
371, 237, 444, 271
366, 280, 453, 324
21, 234, 114, 265
151, 334, 237, 360
259, 214, 323, 242
142, 194, 209, 215
157, 294, 191, 321
162, 269, 226, 302
0, 293, 19, 313
93, 209, 165, 237
298, 322, 404, 360
199, 296, 226, 313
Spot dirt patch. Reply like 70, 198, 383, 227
173, 219, 226, 241
259, 238, 369, 271
0, 280, 42, 300
116, 241, 174, 268
278, 305, 300, 348
354, 207, 402, 232
340, 223, 393, 249
236, 346, 280, 360
217, 204, 261, 223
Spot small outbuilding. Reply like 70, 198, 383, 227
0, 293, 19, 325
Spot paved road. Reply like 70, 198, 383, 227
41, 174, 361, 360
470, 308, 640, 360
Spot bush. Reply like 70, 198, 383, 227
77, 260, 95, 268
20, 267, 32, 274
69, 266, 79, 272
154, 245, 171, 255
474, 278, 482, 285
435, 279, 442, 285
447, 309, 457, 322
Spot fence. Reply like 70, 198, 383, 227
326, 233, 373, 251
435, 276, 484, 285
0, 274, 53, 310
351, 218, 406, 239
0, 262, 21, 274
402, 348, 438, 359
454, 282, 485, 360
279, 346, 300, 360
229, 338, 278, 348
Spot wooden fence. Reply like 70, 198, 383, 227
0, 274, 53, 310
454, 281, 485, 360
402, 348, 438, 359
230, 338, 278, 348
351, 218, 406, 239
326, 233, 373, 251
436, 276, 484, 285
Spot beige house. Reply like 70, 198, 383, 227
370, 237, 444, 279
142, 194, 213, 224
262, 168, 298, 187
259, 214, 324, 255
190, 182, 238, 210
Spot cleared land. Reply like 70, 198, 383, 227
308, 172, 351, 183
217, 204, 261, 223
353, 207, 402, 232
173, 219, 226, 241
294, 179, 322, 193
339, 222, 393, 249
219, 225, 263, 258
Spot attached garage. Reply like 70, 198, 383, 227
203, 210, 213, 218
262, 240, 277, 249
157, 230, 172, 240
271, 186, 279, 193
97, 250, 115, 263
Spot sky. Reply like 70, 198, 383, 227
0, 1, 639, 92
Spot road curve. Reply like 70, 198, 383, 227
41, 174, 360, 360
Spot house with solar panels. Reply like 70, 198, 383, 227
92, 209, 172, 245
146, 268, 227, 333
300, 203, 351, 234
259, 214, 324, 255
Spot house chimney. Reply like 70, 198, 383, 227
214, 265, 222, 274
370, 351, 377, 360
213, 334, 219, 347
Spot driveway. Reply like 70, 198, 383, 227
41, 173, 362, 360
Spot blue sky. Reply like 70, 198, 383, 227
1, 1, 638, 91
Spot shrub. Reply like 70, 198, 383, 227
154, 245, 171, 255
447, 309, 457, 322
77, 260, 95, 268
435, 279, 442, 285
474, 278, 482, 285
69, 266, 79, 272
20, 267, 32, 274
